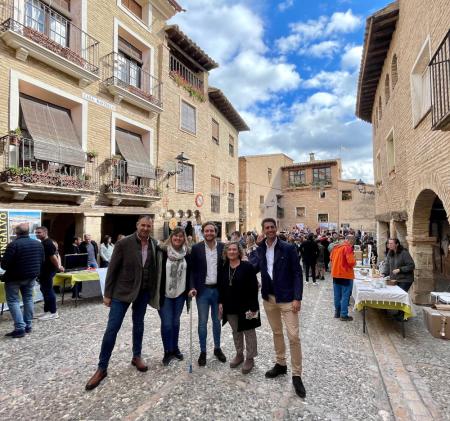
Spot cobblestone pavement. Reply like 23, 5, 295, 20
0, 275, 448, 421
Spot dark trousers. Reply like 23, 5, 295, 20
303, 261, 316, 282
39, 271, 57, 314
98, 289, 150, 371
397, 282, 413, 293
158, 294, 185, 353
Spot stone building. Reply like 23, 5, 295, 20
356, 0, 450, 303
238, 153, 293, 232
239, 153, 375, 234
0, 0, 247, 250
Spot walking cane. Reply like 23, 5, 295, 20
188, 296, 193, 373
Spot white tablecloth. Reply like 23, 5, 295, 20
97, 268, 108, 296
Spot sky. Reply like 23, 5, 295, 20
170, 0, 391, 183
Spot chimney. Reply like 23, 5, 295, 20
309, 152, 315, 162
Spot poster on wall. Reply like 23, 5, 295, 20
0, 209, 42, 258
193, 224, 204, 242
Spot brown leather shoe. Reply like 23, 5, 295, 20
229, 354, 244, 368
131, 356, 148, 372
85, 369, 107, 391
241, 358, 254, 374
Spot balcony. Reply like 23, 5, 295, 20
169, 54, 205, 101
0, 0, 99, 87
430, 30, 450, 130
103, 52, 163, 113
104, 159, 160, 206
0, 135, 98, 203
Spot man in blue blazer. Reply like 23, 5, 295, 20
189, 221, 226, 366
251, 218, 306, 398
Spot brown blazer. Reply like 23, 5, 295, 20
104, 233, 161, 307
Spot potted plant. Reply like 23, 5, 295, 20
9, 128, 22, 146
86, 150, 98, 162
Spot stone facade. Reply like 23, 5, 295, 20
0, 0, 245, 248
356, 0, 450, 303
238, 154, 293, 232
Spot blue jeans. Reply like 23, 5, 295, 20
98, 289, 150, 371
158, 294, 185, 353
333, 280, 353, 317
196, 287, 221, 353
5, 279, 35, 332
39, 271, 57, 314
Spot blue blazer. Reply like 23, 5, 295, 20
250, 238, 303, 303
190, 241, 224, 294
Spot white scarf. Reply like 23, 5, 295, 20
165, 245, 187, 298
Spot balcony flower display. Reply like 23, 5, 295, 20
169, 70, 205, 102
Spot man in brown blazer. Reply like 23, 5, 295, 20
85, 215, 162, 390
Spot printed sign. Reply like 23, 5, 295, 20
82, 93, 116, 111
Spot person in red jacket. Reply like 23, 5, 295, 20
330, 235, 356, 321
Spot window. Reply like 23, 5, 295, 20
228, 183, 235, 213
391, 54, 398, 88
25, 0, 69, 47
386, 131, 395, 173
117, 37, 143, 89
378, 97, 382, 120
376, 152, 382, 184
342, 190, 352, 201
212, 119, 219, 144
259, 195, 264, 205
122, 0, 143, 19
385, 74, 390, 104
312, 167, 331, 183
296, 207, 306, 217
319, 191, 326, 199
268, 168, 272, 179
229, 135, 234, 157
181, 101, 196, 134
411, 38, 431, 126
177, 163, 194, 193
318, 214, 329, 223
211, 176, 220, 213
289, 170, 306, 187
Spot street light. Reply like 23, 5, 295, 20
166, 152, 190, 177
356, 179, 375, 196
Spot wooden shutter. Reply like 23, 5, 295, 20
212, 119, 219, 143
211, 176, 220, 194
177, 163, 194, 192
181, 101, 196, 134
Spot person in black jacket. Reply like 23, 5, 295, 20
299, 233, 319, 284
158, 228, 191, 366
218, 241, 260, 374
67, 236, 82, 299
1, 223, 44, 338
79, 234, 99, 268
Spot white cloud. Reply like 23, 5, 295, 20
278, 0, 294, 12
303, 40, 341, 58
341, 45, 363, 69
275, 9, 362, 55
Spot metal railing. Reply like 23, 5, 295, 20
0, 135, 98, 190
103, 52, 163, 108
430, 30, 450, 130
169, 54, 204, 92
211, 194, 220, 213
106, 159, 160, 196
0, 0, 99, 74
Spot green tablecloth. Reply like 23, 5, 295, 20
354, 301, 413, 320
53, 271, 100, 288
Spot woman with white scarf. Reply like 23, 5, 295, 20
158, 228, 191, 366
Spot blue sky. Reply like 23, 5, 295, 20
171, 0, 392, 182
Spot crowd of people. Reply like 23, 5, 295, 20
1, 216, 415, 400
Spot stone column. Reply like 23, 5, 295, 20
377, 220, 389, 258
394, 221, 407, 245
82, 212, 104, 244
407, 236, 436, 304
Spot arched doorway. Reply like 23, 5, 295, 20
410, 189, 450, 303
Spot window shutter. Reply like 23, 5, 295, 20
181, 101, 196, 134
212, 119, 219, 143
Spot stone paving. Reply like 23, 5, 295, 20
0, 275, 448, 421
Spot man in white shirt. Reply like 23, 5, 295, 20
189, 222, 226, 366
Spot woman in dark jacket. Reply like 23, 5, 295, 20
382, 238, 415, 292
218, 241, 260, 374
158, 228, 191, 366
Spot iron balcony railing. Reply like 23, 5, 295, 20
0, 135, 98, 190
106, 159, 160, 197
0, 0, 99, 74
430, 29, 450, 130
169, 54, 204, 92
103, 52, 163, 108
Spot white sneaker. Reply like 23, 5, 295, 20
39, 312, 59, 321
34, 312, 48, 319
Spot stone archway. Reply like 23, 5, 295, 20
408, 189, 450, 303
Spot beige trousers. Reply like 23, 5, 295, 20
227, 314, 258, 359
263, 295, 302, 376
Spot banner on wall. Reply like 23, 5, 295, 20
0, 209, 42, 258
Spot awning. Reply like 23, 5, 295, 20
19, 96, 85, 167
115, 129, 155, 179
